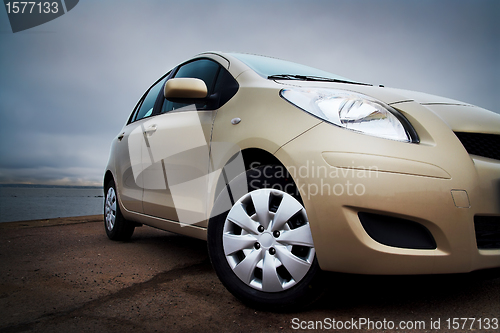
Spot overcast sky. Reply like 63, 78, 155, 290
0, 0, 498, 186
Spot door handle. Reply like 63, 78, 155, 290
144, 125, 157, 135
117, 132, 125, 141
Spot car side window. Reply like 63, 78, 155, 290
127, 96, 144, 124
132, 76, 167, 122
161, 59, 221, 113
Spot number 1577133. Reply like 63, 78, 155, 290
5, 2, 59, 14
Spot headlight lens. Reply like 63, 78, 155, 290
281, 88, 418, 142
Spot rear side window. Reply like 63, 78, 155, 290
133, 77, 167, 122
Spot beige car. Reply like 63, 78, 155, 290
104, 52, 500, 310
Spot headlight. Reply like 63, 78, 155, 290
281, 88, 418, 142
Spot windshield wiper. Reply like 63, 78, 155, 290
267, 74, 371, 86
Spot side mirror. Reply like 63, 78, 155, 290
164, 78, 208, 102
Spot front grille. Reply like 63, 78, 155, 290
454, 132, 500, 161
474, 216, 500, 249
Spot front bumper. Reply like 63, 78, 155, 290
274, 103, 500, 275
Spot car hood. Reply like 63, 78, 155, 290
275, 79, 470, 105
276, 80, 500, 134
379, 87, 500, 134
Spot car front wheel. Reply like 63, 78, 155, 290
208, 166, 323, 310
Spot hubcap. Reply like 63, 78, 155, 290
105, 187, 117, 231
223, 189, 315, 292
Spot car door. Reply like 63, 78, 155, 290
114, 74, 168, 214
141, 58, 226, 226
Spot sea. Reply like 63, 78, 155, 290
0, 184, 104, 223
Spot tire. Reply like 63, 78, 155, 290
207, 165, 323, 311
104, 179, 135, 241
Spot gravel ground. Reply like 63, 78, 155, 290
0, 216, 498, 332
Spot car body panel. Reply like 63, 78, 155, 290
141, 109, 215, 225
112, 119, 145, 214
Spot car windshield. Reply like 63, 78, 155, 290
229, 53, 353, 82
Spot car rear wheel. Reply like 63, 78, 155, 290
104, 180, 135, 241
208, 166, 323, 311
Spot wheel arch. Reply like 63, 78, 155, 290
241, 147, 282, 171
213, 147, 302, 199
103, 170, 114, 191
210, 147, 304, 222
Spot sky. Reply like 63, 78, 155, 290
0, 0, 499, 186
